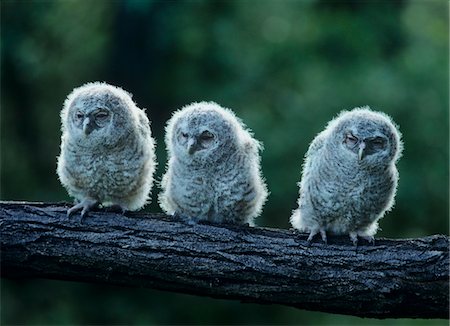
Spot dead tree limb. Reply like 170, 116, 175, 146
0, 201, 448, 319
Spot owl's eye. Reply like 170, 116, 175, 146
74, 111, 84, 126
344, 134, 358, 146
371, 137, 386, 149
95, 110, 109, 119
200, 131, 214, 141
93, 109, 111, 127
177, 132, 188, 144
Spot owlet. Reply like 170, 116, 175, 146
290, 107, 403, 245
159, 101, 268, 226
57, 82, 156, 217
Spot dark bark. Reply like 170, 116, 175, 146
1, 201, 448, 319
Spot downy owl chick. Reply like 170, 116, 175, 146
159, 101, 268, 226
290, 107, 403, 245
57, 82, 156, 217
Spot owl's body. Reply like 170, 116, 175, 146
57, 82, 156, 216
159, 101, 268, 225
291, 107, 402, 244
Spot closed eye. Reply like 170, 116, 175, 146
96, 112, 108, 119
95, 110, 109, 119
177, 131, 189, 144
344, 133, 358, 147
75, 111, 84, 120
200, 130, 214, 141
371, 137, 386, 149
93, 109, 111, 127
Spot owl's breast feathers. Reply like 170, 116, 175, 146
167, 147, 265, 223
307, 150, 397, 225
61, 134, 150, 199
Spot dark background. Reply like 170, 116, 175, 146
1, 0, 448, 324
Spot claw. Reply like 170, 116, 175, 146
320, 229, 327, 244
349, 232, 375, 248
67, 203, 83, 217
361, 235, 375, 245
106, 204, 127, 215
349, 232, 359, 247
81, 206, 90, 218
307, 230, 318, 243
67, 199, 99, 220
174, 212, 196, 226
307, 228, 327, 244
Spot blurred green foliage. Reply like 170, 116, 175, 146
1, 0, 448, 324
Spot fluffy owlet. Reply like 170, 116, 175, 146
290, 107, 403, 245
57, 82, 156, 217
159, 101, 268, 226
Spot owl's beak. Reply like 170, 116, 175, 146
187, 137, 199, 155
358, 141, 366, 161
83, 117, 94, 136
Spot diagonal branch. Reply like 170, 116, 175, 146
0, 201, 448, 319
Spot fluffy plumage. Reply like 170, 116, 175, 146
290, 107, 403, 244
159, 101, 268, 225
57, 82, 156, 217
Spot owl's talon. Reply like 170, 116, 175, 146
363, 235, 375, 245
319, 229, 327, 244
350, 233, 375, 247
105, 204, 127, 215
306, 230, 319, 245
184, 218, 197, 226
349, 232, 359, 247
81, 208, 89, 218
174, 212, 197, 226
80, 210, 88, 224
67, 199, 99, 220
67, 203, 83, 217
306, 239, 313, 248
306, 229, 327, 245
67, 208, 76, 218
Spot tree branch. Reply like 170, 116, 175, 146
1, 201, 448, 319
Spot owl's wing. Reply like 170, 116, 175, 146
306, 131, 326, 158
242, 136, 263, 157
136, 109, 152, 139
300, 131, 326, 185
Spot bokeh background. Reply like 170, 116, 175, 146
1, 0, 448, 325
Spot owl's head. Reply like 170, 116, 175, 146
61, 82, 137, 147
166, 102, 250, 164
330, 107, 403, 165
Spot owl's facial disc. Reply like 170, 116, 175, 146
189, 130, 215, 155
73, 108, 112, 135
344, 133, 387, 161
177, 129, 216, 155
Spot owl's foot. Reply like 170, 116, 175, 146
307, 228, 327, 245
104, 204, 127, 215
349, 232, 375, 247
173, 212, 197, 226
67, 199, 99, 220
362, 235, 375, 245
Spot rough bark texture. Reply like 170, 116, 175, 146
1, 201, 448, 319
